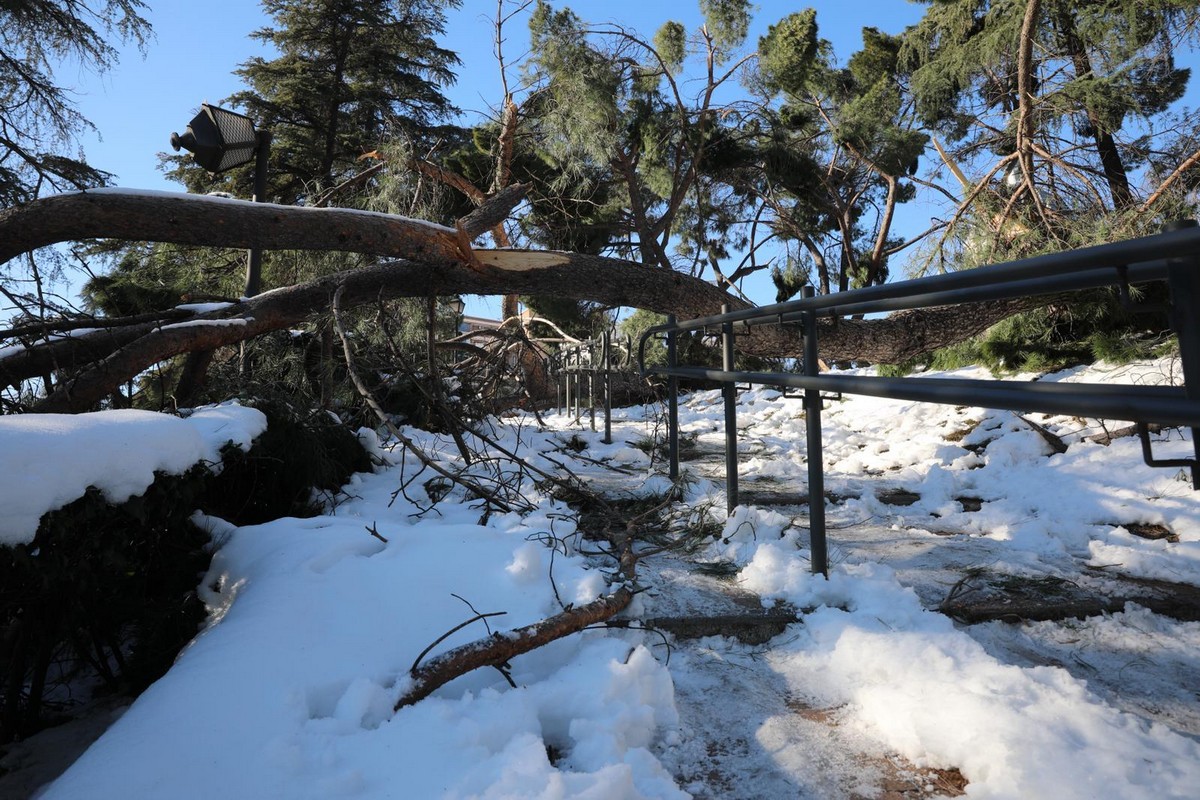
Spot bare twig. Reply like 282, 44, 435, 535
409, 611, 510, 675
330, 284, 522, 513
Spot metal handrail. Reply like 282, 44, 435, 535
637, 223, 1200, 577
638, 224, 1200, 335
654, 367, 1199, 428
551, 330, 636, 443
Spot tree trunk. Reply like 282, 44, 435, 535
1015, 0, 1042, 198
1053, 5, 1133, 209
173, 349, 215, 409
0, 189, 1050, 410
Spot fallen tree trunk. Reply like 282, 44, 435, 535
0, 187, 465, 265
0, 188, 1046, 409
22, 251, 744, 411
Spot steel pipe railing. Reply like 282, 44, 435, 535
637, 223, 1200, 577
551, 331, 635, 443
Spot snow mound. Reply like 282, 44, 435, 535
0, 402, 266, 545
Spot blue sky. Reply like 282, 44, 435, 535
60, 2, 929, 317
55, 2, 1200, 316
72, 2, 927, 189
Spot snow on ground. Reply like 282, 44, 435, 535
13, 356, 1200, 798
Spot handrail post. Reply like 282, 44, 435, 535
573, 351, 581, 421
1165, 220, 1200, 488
564, 352, 572, 417
722, 304, 739, 515
667, 314, 680, 481
588, 344, 597, 432
602, 329, 613, 444
802, 286, 828, 577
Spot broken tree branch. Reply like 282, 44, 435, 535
330, 284, 526, 514
1, 189, 1058, 407
395, 583, 635, 710
0, 185, 526, 266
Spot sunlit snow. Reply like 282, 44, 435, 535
11, 357, 1199, 799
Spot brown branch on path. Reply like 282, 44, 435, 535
395, 582, 636, 710
409, 611, 510, 675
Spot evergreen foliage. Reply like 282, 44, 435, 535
619, 309, 668, 367
199, 397, 374, 523
0, 1, 151, 206
0, 465, 213, 741
749, 13, 926, 294
0, 404, 372, 741
167, 0, 462, 206
698, 0, 751, 54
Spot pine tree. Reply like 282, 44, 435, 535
170, 0, 461, 207
749, 13, 927, 296
0, 0, 151, 206
901, 0, 1200, 215
521, 0, 759, 277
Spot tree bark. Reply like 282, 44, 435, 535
172, 349, 215, 408
0, 189, 468, 266
395, 585, 635, 710
0, 188, 1044, 410
1015, 0, 1042, 202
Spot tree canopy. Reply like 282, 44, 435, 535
0, 0, 151, 206
2, 0, 1199, 413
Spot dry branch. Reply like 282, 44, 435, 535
395, 584, 635, 710
330, 285, 523, 514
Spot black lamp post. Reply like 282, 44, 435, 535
446, 296, 466, 333
171, 103, 272, 297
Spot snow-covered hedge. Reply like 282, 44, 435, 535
0, 400, 377, 742
0, 402, 267, 546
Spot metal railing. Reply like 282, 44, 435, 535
551, 331, 634, 444
638, 222, 1200, 577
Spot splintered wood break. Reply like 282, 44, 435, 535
473, 250, 571, 271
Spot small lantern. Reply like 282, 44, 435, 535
170, 103, 260, 173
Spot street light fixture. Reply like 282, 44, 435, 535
444, 297, 467, 363
446, 296, 466, 332
171, 103, 272, 297
170, 104, 259, 173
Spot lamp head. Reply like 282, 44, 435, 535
170, 103, 259, 173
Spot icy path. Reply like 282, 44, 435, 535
638, 558, 966, 799
559, 368, 1200, 798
